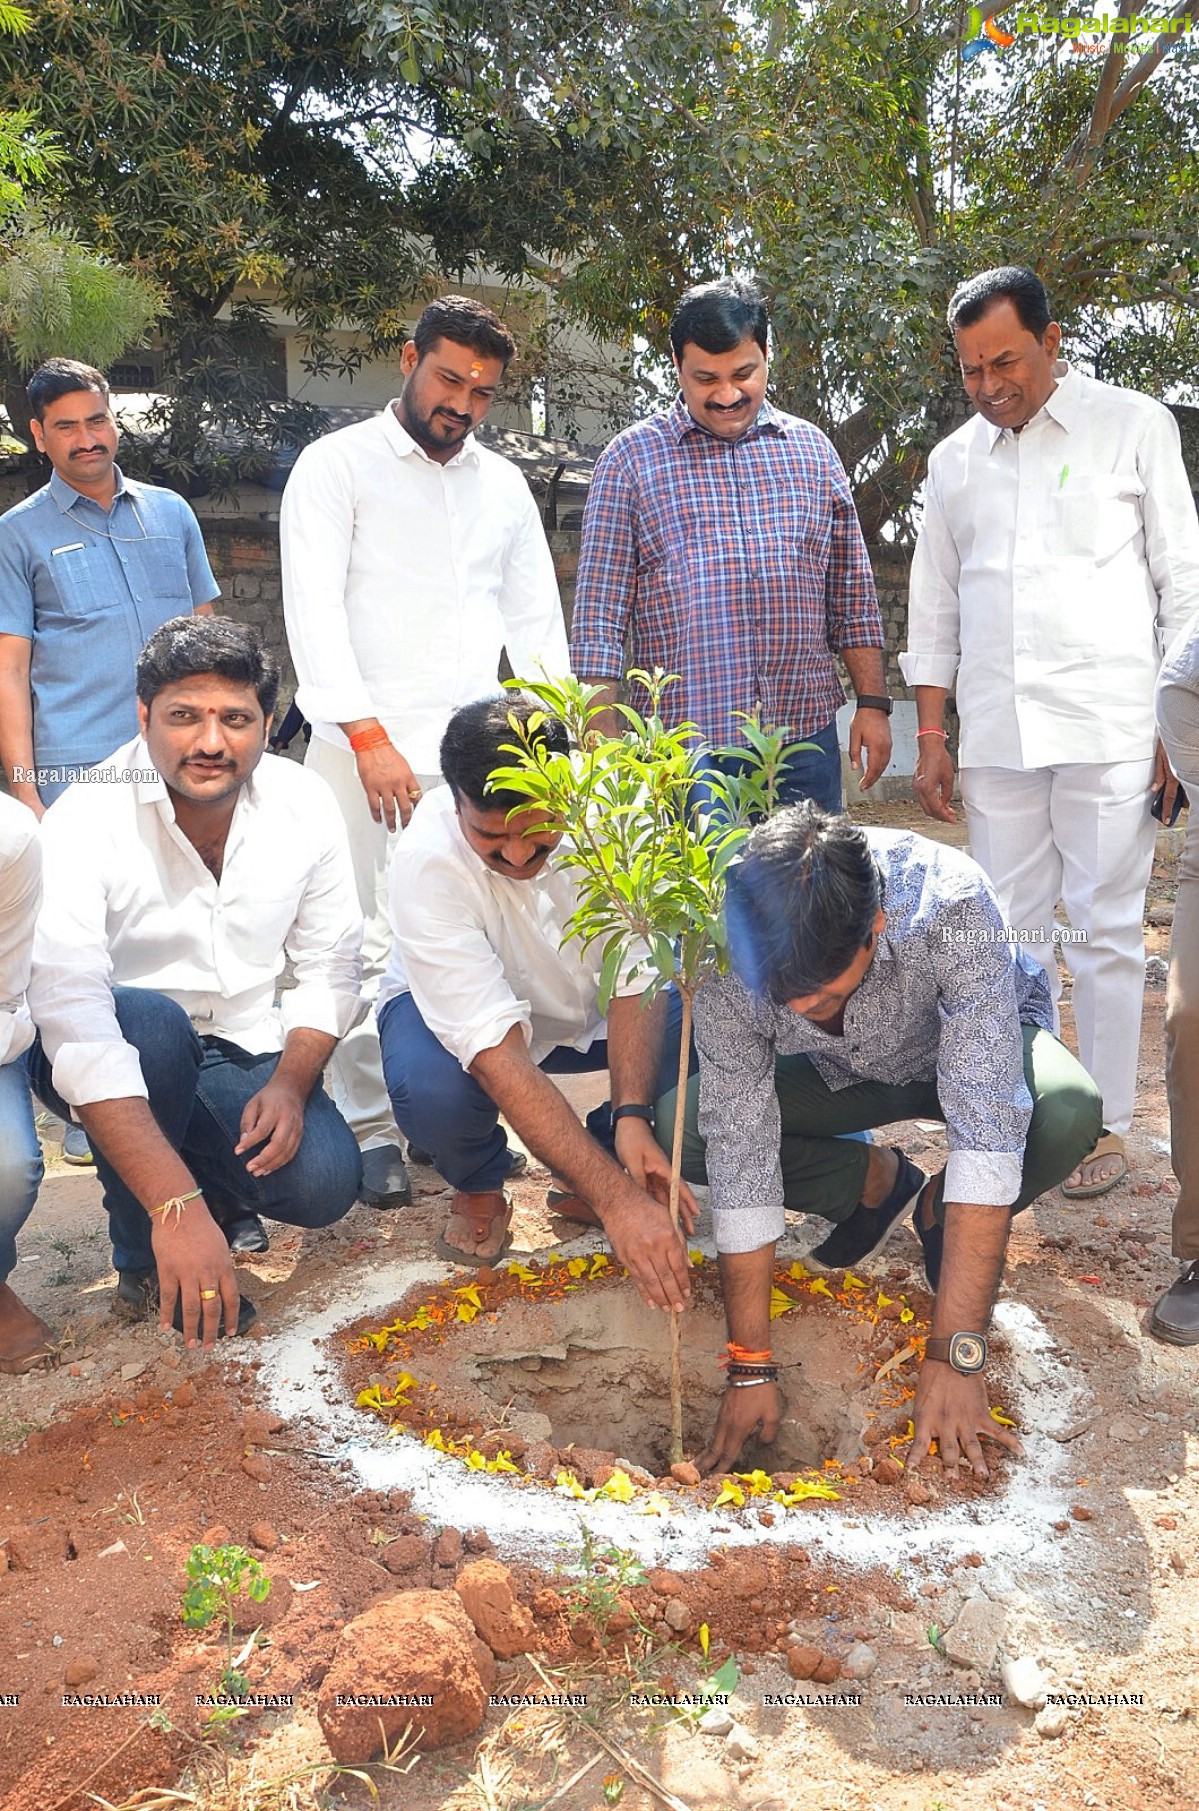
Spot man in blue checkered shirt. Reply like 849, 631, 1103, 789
571, 277, 892, 808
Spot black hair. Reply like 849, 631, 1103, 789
725, 803, 882, 1004
411, 294, 516, 367
439, 693, 570, 811
136, 615, 280, 719
947, 266, 1052, 338
27, 357, 110, 422
668, 276, 769, 362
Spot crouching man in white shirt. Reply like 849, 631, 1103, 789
378, 694, 696, 1313
27, 616, 367, 1348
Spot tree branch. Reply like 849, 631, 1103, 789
1059, 1, 1192, 177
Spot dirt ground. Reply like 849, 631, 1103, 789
1, 804, 1195, 1811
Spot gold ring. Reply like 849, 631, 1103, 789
200, 1288, 218, 1300
409, 786, 422, 798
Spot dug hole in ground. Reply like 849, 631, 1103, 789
0, 803, 1195, 1811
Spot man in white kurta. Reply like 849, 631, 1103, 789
281, 295, 567, 1210
902, 265, 1199, 1196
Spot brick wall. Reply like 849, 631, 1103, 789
194, 491, 914, 715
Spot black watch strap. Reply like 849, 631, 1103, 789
611, 1104, 655, 1124
855, 694, 893, 716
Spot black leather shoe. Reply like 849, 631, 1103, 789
221, 1212, 270, 1254
808, 1149, 926, 1272
1149, 1262, 1199, 1346
358, 1144, 412, 1209
115, 1267, 159, 1319
916, 1207, 944, 1294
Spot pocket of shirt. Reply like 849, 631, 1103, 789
48, 544, 122, 618
1049, 474, 1144, 565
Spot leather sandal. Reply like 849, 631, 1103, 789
546, 1180, 604, 1227
436, 1189, 513, 1266
1060, 1130, 1127, 1200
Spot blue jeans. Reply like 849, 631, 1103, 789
0, 1053, 44, 1285
28, 987, 361, 1272
701, 717, 843, 816
379, 986, 696, 1194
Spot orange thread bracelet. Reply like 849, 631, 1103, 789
349, 724, 392, 754
916, 728, 948, 739
722, 1342, 773, 1368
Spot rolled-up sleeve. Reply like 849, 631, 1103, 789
29, 798, 147, 1105
899, 456, 964, 691
389, 850, 530, 1070
929, 889, 1030, 1207
570, 450, 638, 680
281, 441, 377, 726
694, 974, 786, 1253
280, 791, 366, 1040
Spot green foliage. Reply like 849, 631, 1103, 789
561, 1529, 650, 1639
181, 1542, 272, 1701
0, 218, 158, 371
490, 670, 803, 1011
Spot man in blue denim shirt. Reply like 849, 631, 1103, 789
0, 358, 219, 815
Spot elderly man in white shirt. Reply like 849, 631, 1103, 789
377, 694, 695, 1313
282, 295, 568, 1215
0, 794, 51, 1372
903, 265, 1199, 1200
27, 616, 366, 1348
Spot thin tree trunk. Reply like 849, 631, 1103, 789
666, 986, 693, 1465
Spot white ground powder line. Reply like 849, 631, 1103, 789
247, 1262, 1094, 1581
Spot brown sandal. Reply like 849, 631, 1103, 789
0, 1285, 56, 1375
436, 1190, 513, 1266
546, 1179, 604, 1227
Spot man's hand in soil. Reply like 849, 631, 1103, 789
695, 1382, 781, 1478
908, 1364, 1022, 1480
152, 1205, 241, 1352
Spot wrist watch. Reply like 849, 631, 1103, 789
611, 1104, 655, 1125
855, 694, 893, 715
924, 1332, 988, 1373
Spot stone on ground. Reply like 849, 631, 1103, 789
318, 1590, 495, 1759
454, 1558, 535, 1658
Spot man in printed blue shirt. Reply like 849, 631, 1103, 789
671, 804, 1101, 1478
0, 358, 219, 816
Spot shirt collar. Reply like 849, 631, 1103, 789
48, 463, 130, 514
983, 359, 1075, 449
380, 399, 480, 468
667, 393, 790, 444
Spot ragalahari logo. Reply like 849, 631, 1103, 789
964, 11, 1196, 60
963, 8, 1016, 59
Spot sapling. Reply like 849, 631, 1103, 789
181, 1541, 272, 1701
492, 670, 801, 1463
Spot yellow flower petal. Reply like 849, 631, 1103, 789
598, 1468, 636, 1503
712, 1480, 746, 1509
990, 1407, 1016, 1427
769, 1286, 798, 1319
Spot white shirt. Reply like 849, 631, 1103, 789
901, 364, 1199, 768
0, 795, 39, 1068
379, 786, 651, 1071
29, 738, 367, 1107
281, 405, 570, 773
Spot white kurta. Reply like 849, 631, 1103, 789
901, 363, 1199, 768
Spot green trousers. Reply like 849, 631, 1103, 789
655, 1025, 1102, 1225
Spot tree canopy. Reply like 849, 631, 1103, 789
3, 0, 1195, 520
